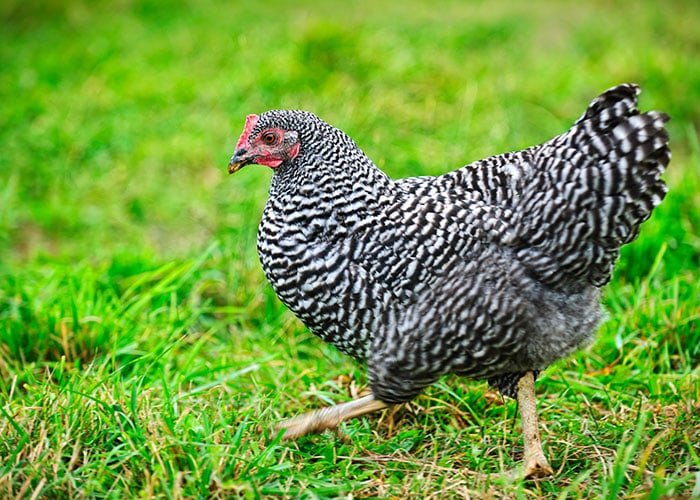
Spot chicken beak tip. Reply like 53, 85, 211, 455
228, 158, 245, 174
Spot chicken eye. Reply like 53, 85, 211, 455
261, 132, 278, 145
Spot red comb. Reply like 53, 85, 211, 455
236, 114, 259, 151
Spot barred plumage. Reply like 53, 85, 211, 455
228, 84, 669, 476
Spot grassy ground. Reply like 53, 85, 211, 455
1, 0, 699, 498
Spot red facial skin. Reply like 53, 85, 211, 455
233, 114, 300, 170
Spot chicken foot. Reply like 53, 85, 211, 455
515, 371, 554, 478
276, 394, 389, 440
276, 372, 554, 480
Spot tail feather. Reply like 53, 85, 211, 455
514, 84, 670, 287
400, 84, 670, 289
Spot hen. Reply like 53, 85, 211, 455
228, 84, 670, 477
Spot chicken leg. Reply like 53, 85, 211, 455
277, 373, 553, 479
276, 394, 389, 440
516, 371, 554, 478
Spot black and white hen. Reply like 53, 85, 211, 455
228, 84, 670, 477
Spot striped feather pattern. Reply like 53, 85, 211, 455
240, 84, 670, 401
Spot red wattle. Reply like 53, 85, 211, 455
257, 157, 284, 168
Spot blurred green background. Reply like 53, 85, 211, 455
1, 0, 698, 498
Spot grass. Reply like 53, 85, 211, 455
1, 0, 699, 498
